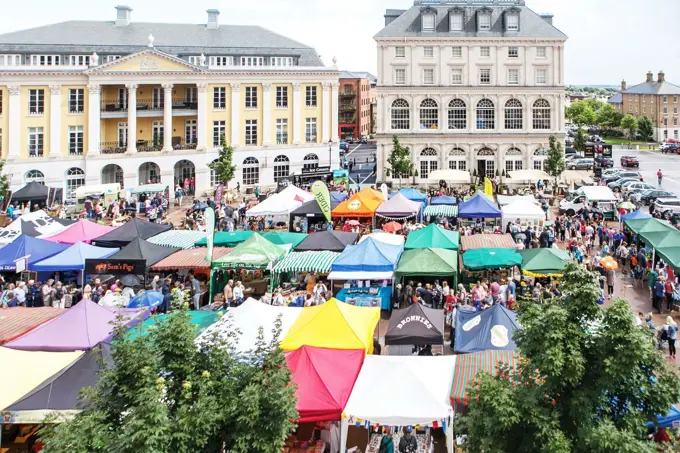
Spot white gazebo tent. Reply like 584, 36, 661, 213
501, 199, 546, 231
427, 169, 471, 184
245, 185, 314, 217
340, 355, 457, 453
358, 232, 406, 247
195, 298, 302, 352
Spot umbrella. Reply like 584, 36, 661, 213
192, 202, 209, 212
600, 256, 619, 270
128, 290, 163, 309
618, 201, 635, 210
382, 221, 402, 233
345, 220, 360, 226
120, 274, 141, 287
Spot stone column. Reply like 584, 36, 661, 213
49, 85, 62, 157
87, 84, 101, 155
292, 83, 302, 145
7, 85, 21, 158
411, 95, 419, 134
196, 83, 208, 150
262, 83, 272, 146
230, 83, 241, 147
321, 82, 331, 142
126, 84, 138, 153
162, 83, 173, 152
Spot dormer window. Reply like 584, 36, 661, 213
477, 11, 491, 31
421, 8, 436, 32
450, 8, 464, 31
505, 7, 521, 31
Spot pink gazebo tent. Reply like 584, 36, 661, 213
43, 219, 116, 245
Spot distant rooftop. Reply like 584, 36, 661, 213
339, 71, 377, 81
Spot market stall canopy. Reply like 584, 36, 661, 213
519, 248, 570, 277
330, 191, 349, 203
396, 248, 459, 285
280, 299, 380, 353
331, 238, 403, 273
5, 301, 149, 352
430, 195, 458, 205
196, 230, 254, 247
273, 251, 340, 275
295, 231, 358, 252
640, 229, 680, 250
507, 169, 550, 181
620, 209, 652, 221
424, 204, 458, 218
3, 344, 111, 423
358, 232, 405, 247
10, 181, 60, 203
148, 230, 207, 249
657, 247, 680, 273
0, 347, 83, 411
128, 310, 222, 341
496, 195, 538, 206
651, 405, 680, 429
31, 241, 119, 272
427, 169, 471, 183
464, 190, 494, 202
375, 193, 422, 219
385, 303, 445, 346
212, 233, 286, 270
246, 185, 315, 217
42, 219, 116, 245
0, 307, 66, 345
559, 170, 593, 184
455, 305, 520, 353
262, 231, 308, 249
196, 298, 302, 353
0, 235, 70, 271
404, 224, 460, 251
458, 193, 501, 219
501, 199, 546, 230
108, 237, 180, 268
92, 218, 171, 248
285, 346, 365, 423
0, 210, 72, 244
624, 218, 674, 236
129, 183, 168, 194
462, 248, 522, 271
450, 350, 518, 406
390, 188, 428, 207
150, 247, 231, 271
289, 199, 340, 217
331, 187, 385, 218
460, 234, 517, 251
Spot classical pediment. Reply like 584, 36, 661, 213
87, 49, 205, 74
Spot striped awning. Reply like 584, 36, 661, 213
450, 350, 519, 406
0, 307, 66, 345
273, 251, 340, 274
148, 230, 207, 250
151, 247, 231, 271
460, 234, 518, 251
424, 205, 458, 217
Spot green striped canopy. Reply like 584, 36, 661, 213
273, 251, 339, 274
424, 205, 458, 218
148, 230, 207, 250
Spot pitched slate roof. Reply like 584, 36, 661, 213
623, 81, 680, 96
375, 4, 567, 39
608, 92, 623, 104
339, 71, 377, 81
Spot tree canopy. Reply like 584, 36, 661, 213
566, 102, 597, 127
596, 103, 622, 131
0, 159, 9, 203
621, 115, 639, 141
574, 128, 588, 153
638, 117, 654, 142
457, 263, 680, 453
209, 134, 238, 188
385, 135, 414, 186
544, 136, 566, 186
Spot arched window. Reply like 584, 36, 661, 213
391, 99, 410, 130
533, 147, 548, 170
65, 167, 85, 201
448, 99, 467, 130
242, 157, 259, 186
476, 99, 495, 130
101, 164, 124, 187
274, 155, 290, 182
533, 99, 551, 130
504, 99, 523, 130
504, 147, 523, 172
209, 159, 221, 187
477, 147, 496, 179
419, 148, 438, 179
303, 153, 319, 171
448, 147, 467, 171
25, 170, 45, 184
419, 99, 439, 130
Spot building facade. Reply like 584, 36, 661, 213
0, 6, 340, 199
374, 0, 567, 184
338, 71, 377, 140
608, 72, 680, 141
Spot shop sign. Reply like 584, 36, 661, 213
396, 315, 433, 330
84, 259, 146, 275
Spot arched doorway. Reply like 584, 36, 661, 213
101, 164, 124, 187
139, 162, 161, 185
476, 147, 496, 180
65, 168, 85, 201
174, 160, 195, 187
25, 170, 45, 184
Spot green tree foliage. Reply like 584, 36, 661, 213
209, 134, 237, 187
566, 102, 597, 127
40, 307, 299, 453
596, 104, 622, 131
0, 159, 9, 203
544, 136, 566, 187
457, 263, 680, 453
574, 128, 588, 153
638, 116, 654, 142
583, 98, 605, 113
621, 114, 639, 141
385, 135, 413, 187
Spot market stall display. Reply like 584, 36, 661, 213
42, 219, 115, 245
246, 185, 315, 218
92, 218, 171, 248
148, 230, 207, 249
450, 350, 518, 408
404, 224, 459, 251
385, 303, 445, 346
395, 248, 459, 287
457, 193, 501, 219
295, 231, 358, 252
280, 299, 380, 353
0, 307, 66, 346
375, 193, 421, 220
335, 286, 392, 309
500, 199, 546, 231
461, 248, 522, 271
285, 346, 365, 422
31, 241, 119, 272
0, 235, 70, 271
454, 305, 519, 353
519, 248, 570, 278
107, 237, 180, 269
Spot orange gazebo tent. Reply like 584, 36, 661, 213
332, 188, 385, 218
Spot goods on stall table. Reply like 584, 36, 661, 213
367, 433, 429, 453
282, 438, 326, 453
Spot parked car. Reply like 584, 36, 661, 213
601, 168, 622, 178
567, 158, 594, 170
589, 135, 605, 143
651, 198, 680, 217
339, 141, 349, 152
595, 157, 614, 168
620, 156, 640, 167
608, 177, 644, 191
359, 136, 369, 144
661, 143, 679, 154
621, 181, 656, 196
631, 189, 676, 205
603, 171, 643, 183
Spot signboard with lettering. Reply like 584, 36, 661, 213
84, 259, 146, 275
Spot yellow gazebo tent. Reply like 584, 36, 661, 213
0, 347, 83, 410
280, 299, 380, 354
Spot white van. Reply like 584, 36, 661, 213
74, 184, 123, 211
559, 186, 617, 218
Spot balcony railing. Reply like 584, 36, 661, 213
100, 141, 127, 154
340, 117, 356, 124
340, 104, 356, 112
137, 140, 164, 152
173, 139, 198, 150
101, 99, 198, 112
340, 92, 356, 98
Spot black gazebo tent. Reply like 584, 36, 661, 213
385, 303, 445, 346
289, 199, 339, 233
93, 218, 171, 248
11, 182, 62, 206
108, 237, 179, 268
294, 230, 359, 252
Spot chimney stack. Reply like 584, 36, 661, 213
646, 71, 653, 83
207, 9, 220, 29
621, 80, 627, 91
115, 5, 132, 27
658, 71, 665, 83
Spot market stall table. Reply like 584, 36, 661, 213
335, 286, 392, 309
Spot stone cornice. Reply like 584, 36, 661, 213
378, 85, 564, 92
376, 38, 566, 45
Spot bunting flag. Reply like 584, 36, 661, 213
484, 177, 493, 197
311, 180, 332, 222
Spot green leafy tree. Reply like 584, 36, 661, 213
638, 116, 654, 142
385, 135, 413, 187
0, 159, 9, 205
621, 114, 638, 142
544, 136, 566, 188
209, 134, 237, 188
566, 102, 597, 127
574, 128, 588, 153
596, 103, 621, 132
40, 306, 298, 453
583, 98, 604, 113
456, 263, 680, 453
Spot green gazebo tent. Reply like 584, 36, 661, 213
462, 248, 522, 271
261, 231, 308, 249
195, 231, 254, 247
127, 311, 222, 341
404, 224, 460, 251
212, 233, 287, 270
624, 218, 675, 236
657, 246, 680, 272
519, 248, 570, 277
396, 248, 458, 286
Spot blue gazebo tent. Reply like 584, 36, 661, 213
31, 242, 119, 272
621, 209, 652, 221
458, 193, 501, 219
330, 192, 349, 203
328, 237, 403, 281
649, 405, 680, 429
430, 196, 458, 205
0, 236, 70, 271
390, 188, 428, 207
454, 304, 519, 353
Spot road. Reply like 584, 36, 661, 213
612, 146, 680, 195
343, 142, 377, 188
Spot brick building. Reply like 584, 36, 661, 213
338, 71, 376, 140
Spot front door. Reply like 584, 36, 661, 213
477, 159, 486, 182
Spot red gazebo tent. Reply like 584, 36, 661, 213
285, 346, 365, 422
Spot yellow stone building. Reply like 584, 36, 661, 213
0, 6, 340, 198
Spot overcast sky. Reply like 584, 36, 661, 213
1, 0, 678, 86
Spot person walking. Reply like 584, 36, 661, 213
53, 281, 66, 309
188, 274, 201, 310
606, 268, 615, 299
655, 276, 666, 314
657, 169, 663, 187
665, 276, 676, 313
666, 316, 678, 359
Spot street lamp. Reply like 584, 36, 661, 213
328, 140, 333, 169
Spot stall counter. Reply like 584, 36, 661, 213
335, 286, 392, 310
